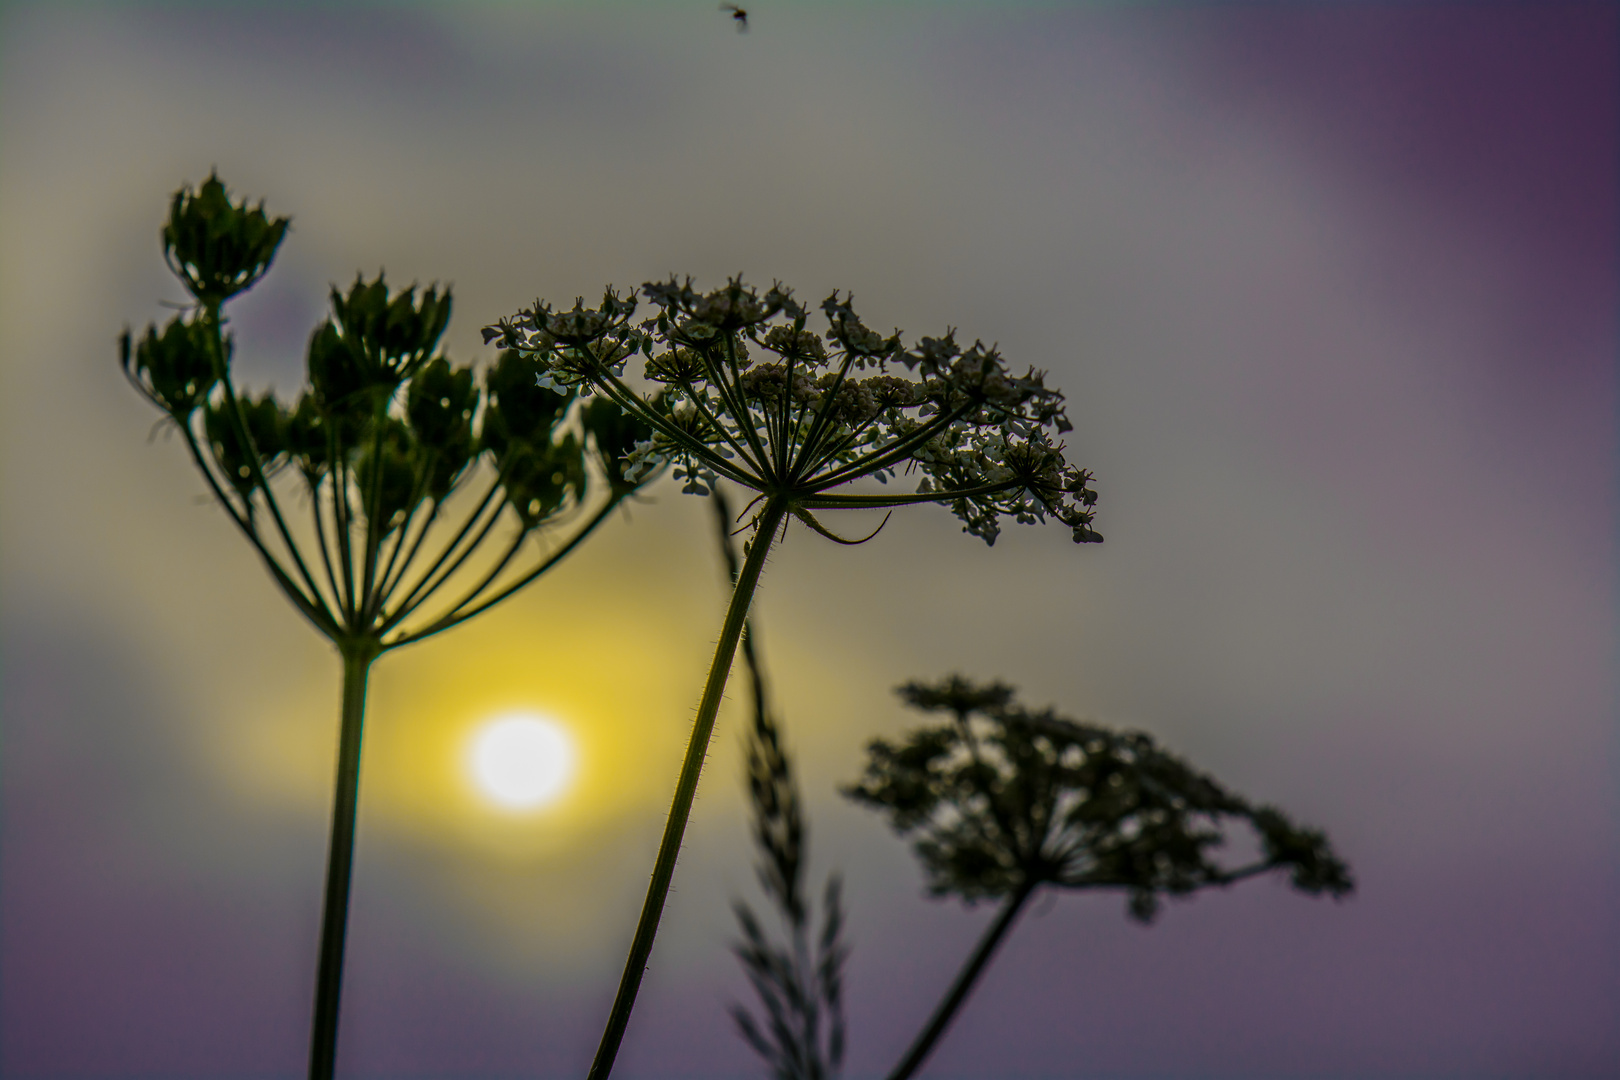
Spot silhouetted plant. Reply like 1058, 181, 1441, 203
845, 676, 1353, 1080
120, 174, 653, 1080
712, 489, 847, 1080
487, 277, 1102, 1078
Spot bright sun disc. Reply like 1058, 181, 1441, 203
468, 714, 576, 810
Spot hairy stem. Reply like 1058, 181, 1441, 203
308, 641, 381, 1080
587, 495, 788, 1080
885, 881, 1036, 1080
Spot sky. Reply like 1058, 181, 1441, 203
1, 2, 1616, 1078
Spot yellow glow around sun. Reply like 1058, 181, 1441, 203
467, 713, 576, 810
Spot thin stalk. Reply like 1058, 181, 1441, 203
787, 348, 860, 480
587, 495, 789, 1080
381, 491, 510, 624
356, 408, 392, 618
204, 304, 331, 617
387, 495, 622, 648
308, 472, 350, 625
716, 333, 774, 477
806, 399, 976, 492
710, 487, 765, 713
179, 425, 340, 638
800, 478, 1023, 511
885, 881, 1037, 1080
308, 641, 381, 1080
372, 494, 444, 612
676, 379, 763, 479
376, 478, 507, 632
366, 462, 439, 622
772, 352, 796, 479
571, 346, 764, 488
332, 447, 360, 622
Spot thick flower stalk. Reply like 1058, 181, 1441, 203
714, 489, 847, 1080
486, 277, 1102, 1079
844, 676, 1355, 1080
121, 175, 652, 1080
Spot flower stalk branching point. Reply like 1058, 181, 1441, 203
487, 277, 1102, 1079
122, 174, 655, 1080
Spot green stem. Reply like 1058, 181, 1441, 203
388, 494, 622, 649
586, 494, 788, 1080
203, 303, 332, 621
885, 881, 1036, 1080
308, 640, 381, 1080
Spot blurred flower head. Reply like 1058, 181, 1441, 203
162, 171, 289, 305
845, 676, 1353, 921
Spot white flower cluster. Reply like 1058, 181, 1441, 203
484, 277, 1101, 545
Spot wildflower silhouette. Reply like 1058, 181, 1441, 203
713, 488, 847, 1080
120, 175, 652, 1080
844, 676, 1354, 1080
486, 276, 1102, 1078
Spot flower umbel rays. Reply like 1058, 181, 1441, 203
845, 676, 1354, 1080
486, 276, 1102, 545
488, 278, 1102, 1080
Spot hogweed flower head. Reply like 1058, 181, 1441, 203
124, 174, 656, 1080
845, 677, 1353, 1080
846, 676, 1353, 921
486, 276, 1101, 546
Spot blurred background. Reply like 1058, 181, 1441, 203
2, 2, 1615, 1077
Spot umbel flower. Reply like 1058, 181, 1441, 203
487, 276, 1101, 546
122, 175, 653, 1080
486, 277, 1101, 1080
845, 676, 1354, 1080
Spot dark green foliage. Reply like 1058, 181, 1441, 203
163, 171, 289, 304
846, 675, 1353, 921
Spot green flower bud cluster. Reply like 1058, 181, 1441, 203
486, 276, 1102, 547
844, 676, 1354, 921
162, 170, 289, 305
123, 174, 656, 648
119, 317, 220, 420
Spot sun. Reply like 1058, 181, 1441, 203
467, 713, 577, 810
